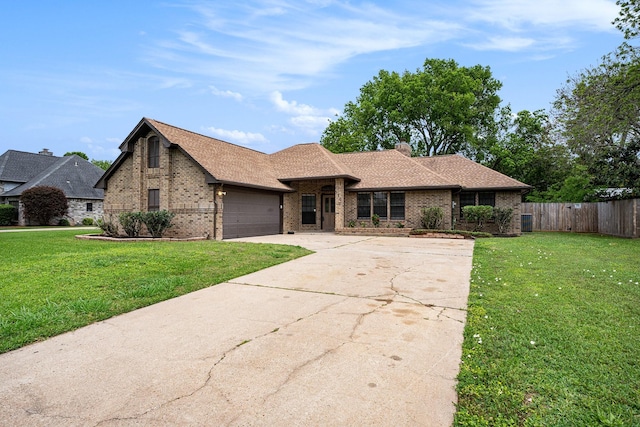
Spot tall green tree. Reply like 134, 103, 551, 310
475, 106, 576, 199
321, 58, 502, 156
553, 1, 640, 192
64, 151, 89, 160
91, 159, 112, 171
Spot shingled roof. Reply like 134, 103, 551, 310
416, 155, 530, 190
270, 144, 358, 182
0, 151, 104, 199
97, 118, 530, 194
337, 150, 458, 191
0, 150, 60, 184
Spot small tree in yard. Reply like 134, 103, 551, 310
20, 186, 68, 225
142, 210, 175, 238
421, 207, 444, 229
462, 205, 494, 231
493, 207, 514, 234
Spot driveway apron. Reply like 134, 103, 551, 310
0, 234, 474, 426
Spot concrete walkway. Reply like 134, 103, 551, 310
0, 234, 474, 426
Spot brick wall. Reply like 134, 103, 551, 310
103, 133, 217, 238
344, 189, 452, 229
283, 179, 335, 231
453, 190, 522, 234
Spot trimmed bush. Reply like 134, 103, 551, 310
462, 205, 494, 231
493, 207, 514, 234
58, 218, 70, 226
81, 218, 94, 226
20, 186, 68, 225
97, 215, 119, 237
119, 212, 144, 237
142, 210, 175, 238
421, 206, 444, 229
0, 204, 15, 226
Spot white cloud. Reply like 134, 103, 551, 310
147, 2, 462, 92
269, 91, 336, 135
270, 91, 318, 115
205, 127, 268, 145
466, 0, 619, 31
80, 136, 93, 144
210, 85, 243, 101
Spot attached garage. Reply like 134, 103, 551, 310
223, 186, 282, 239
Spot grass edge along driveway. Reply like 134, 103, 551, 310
0, 229, 312, 354
455, 232, 640, 427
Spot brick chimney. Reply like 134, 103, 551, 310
395, 141, 412, 157
39, 148, 53, 156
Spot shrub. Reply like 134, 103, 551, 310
0, 204, 15, 226
81, 218, 94, 226
462, 205, 493, 231
371, 213, 380, 227
347, 220, 356, 228
421, 206, 444, 229
20, 186, 68, 225
493, 207, 514, 234
97, 215, 119, 237
58, 218, 70, 226
118, 212, 144, 237
142, 210, 175, 238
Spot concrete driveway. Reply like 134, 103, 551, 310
0, 234, 474, 426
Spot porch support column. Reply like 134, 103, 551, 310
335, 178, 345, 230
213, 184, 224, 240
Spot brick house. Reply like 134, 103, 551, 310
96, 118, 530, 239
0, 149, 104, 225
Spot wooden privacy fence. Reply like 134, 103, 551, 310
522, 199, 640, 238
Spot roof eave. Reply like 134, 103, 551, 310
278, 174, 360, 183
346, 184, 460, 192
217, 180, 294, 193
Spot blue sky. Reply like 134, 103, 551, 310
0, 0, 626, 161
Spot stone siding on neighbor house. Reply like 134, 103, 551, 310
453, 190, 522, 234
9, 198, 103, 226
103, 133, 220, 239
344, 189, 453, 229
65, 199, 104, 225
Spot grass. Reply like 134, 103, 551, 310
0, 230, 311, 354
455, 233, 640, 426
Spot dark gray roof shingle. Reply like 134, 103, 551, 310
1, 153, 105, 199
0, 150, 61, 183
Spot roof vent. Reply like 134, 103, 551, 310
39, 148, 53, 156
395, 141, 412, 157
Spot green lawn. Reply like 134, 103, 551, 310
455, 233, 640, 427
0, 230, 311, 354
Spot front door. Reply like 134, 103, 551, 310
322, 195, 335, 231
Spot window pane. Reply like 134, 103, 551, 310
357, 193, 370, 219
459, 192, 476, 217
373, 192, 387, 218
148, 137, 159, 168
86, 203, 93, 212
148, 189, 160, 212
390, 192, 405, 220
301, 194, 316, 224
478, 192, 495, 207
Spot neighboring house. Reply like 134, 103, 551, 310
96, 118, 530, 239
0, 149, 105, 225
